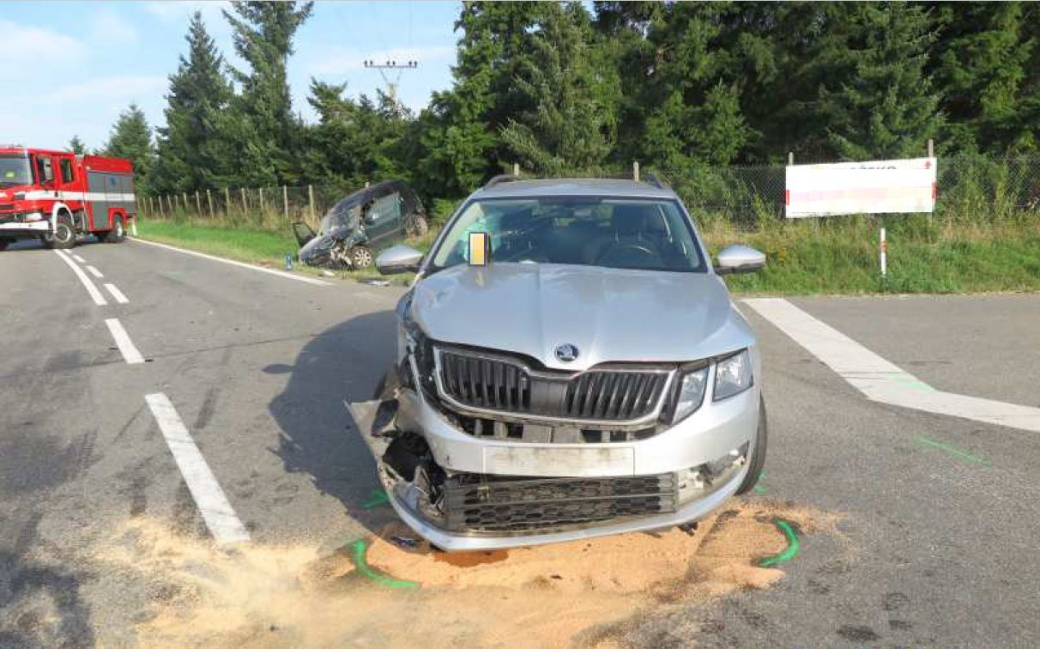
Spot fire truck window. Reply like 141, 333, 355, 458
60, 159, 75, 183
36, 157, 54, 185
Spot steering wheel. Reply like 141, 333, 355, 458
596, 244, 660, 268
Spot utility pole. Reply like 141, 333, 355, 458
363, 59, 418, 107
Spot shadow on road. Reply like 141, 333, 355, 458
0, 513, 96, 649
268, 308, 400, 534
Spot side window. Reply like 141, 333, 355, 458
370, 192, 402, 221
36, 157, 54, 185
60, 159, 75, 183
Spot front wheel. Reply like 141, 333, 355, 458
735, 395, 768, 495
101, 216, 126, 243
350, 245, 374, 269
43, 214, 76, 250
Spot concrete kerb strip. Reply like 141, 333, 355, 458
744, 298, 1040, 434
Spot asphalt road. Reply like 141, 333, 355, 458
1, 237, 1038, 647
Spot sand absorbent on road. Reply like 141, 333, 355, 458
98, 500, 842, 648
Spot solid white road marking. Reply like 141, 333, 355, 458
104, 318, 144, 364
86, 265, 104, 279
54, 250, 108, 306
73, 254, 86, 263
745, 298, 1040, 433
104, 283, 129, 304
131, 237, 331, 286
145, 393, 251, 544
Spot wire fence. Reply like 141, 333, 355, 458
139, 155, 1040, 232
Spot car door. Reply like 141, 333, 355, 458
362, 188, 403, 246
292, 221, 316, 248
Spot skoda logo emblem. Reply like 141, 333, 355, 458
555, 344, 579, 363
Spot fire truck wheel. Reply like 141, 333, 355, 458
44, 214, 76, 250
350, 245, 374, 269
102, 217, 127, 243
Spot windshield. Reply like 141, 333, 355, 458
431, 197, 707, 273
0, 154, 32, 188
320, 199, 361, 234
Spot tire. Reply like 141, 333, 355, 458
406, 214, 429, 237
350, 245, 374, 269
101, 216, 126, 244
0, 238, 10, 251
43, 214, 76, 250
735, 395, 768, 495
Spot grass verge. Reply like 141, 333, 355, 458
137, 214, 1040, 295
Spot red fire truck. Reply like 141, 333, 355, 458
0, 145, 136, 250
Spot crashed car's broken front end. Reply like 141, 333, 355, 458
350, 273, 762, 552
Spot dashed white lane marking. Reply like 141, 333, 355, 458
104, 318, 144, 364
54, 250, 108, 306
145, 393, 251, 544
131, 237, 331, 286
104, 283, 129, 304
72, 254, 87, 263
745, 298, 1040, 433
86, 265, 104, 279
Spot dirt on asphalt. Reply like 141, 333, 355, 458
97, 501, 843, 649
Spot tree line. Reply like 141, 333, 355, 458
82, 1, 1040, 203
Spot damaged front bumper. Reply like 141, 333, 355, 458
348, 373, 760, 552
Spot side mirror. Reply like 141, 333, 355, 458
376, 244, 423, 275
714, 244, 765, 275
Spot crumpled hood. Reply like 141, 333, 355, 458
411, 263, 754, 370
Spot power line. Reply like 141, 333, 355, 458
363, 59, 419, 106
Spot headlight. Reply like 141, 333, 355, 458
672, 366, 708, 422
24, 212, 44, 222
714, 349, 753, 401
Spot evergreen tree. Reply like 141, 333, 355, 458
818, 3, 942, 160
67, 136, 86, 154
152, 12, 234, 193
500, 2, 616, 174
933, 2, 1035, 153
223, 1, 313, 185
103, 104, 156, 192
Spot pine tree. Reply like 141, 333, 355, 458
104, 104, 156, 192
500, 2, 616, 174
933, 2, 1034, 153
819, 3, 942, 160
67, 136, 87, 154
223, 1, 313, 185
152, 12, 234, 193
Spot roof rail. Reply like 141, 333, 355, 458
642, 172, 667, 189
484, 174, 520, 189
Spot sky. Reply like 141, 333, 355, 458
0, 1, 461, 151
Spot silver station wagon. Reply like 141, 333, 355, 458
350, 175, 768, 551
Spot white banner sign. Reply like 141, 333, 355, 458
785, 157, 937, 218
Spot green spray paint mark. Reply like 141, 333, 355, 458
753, 471, 767, 494
913, 435, 987, 465
361, 489, 390, 509
758, 519, 800, 568
350, 539, 420, 589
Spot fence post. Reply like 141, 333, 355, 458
259, 187, 265, 213
927, 139, 934, 158
513, 162, 520, 176
308, 184, 315, 220
633, 161, 640, 182
195, 191, 202, 216
207, 190, 214, 218
283, 185, 289, 220
788, 152, 794, 166
182, 193, 188, 213
879, 227, 887, 280
241, 187, 247, 214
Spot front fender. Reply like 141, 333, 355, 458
49, 202, 72, 231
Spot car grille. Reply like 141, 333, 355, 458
443, 473, 678, 533
435, 347, 673, 425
